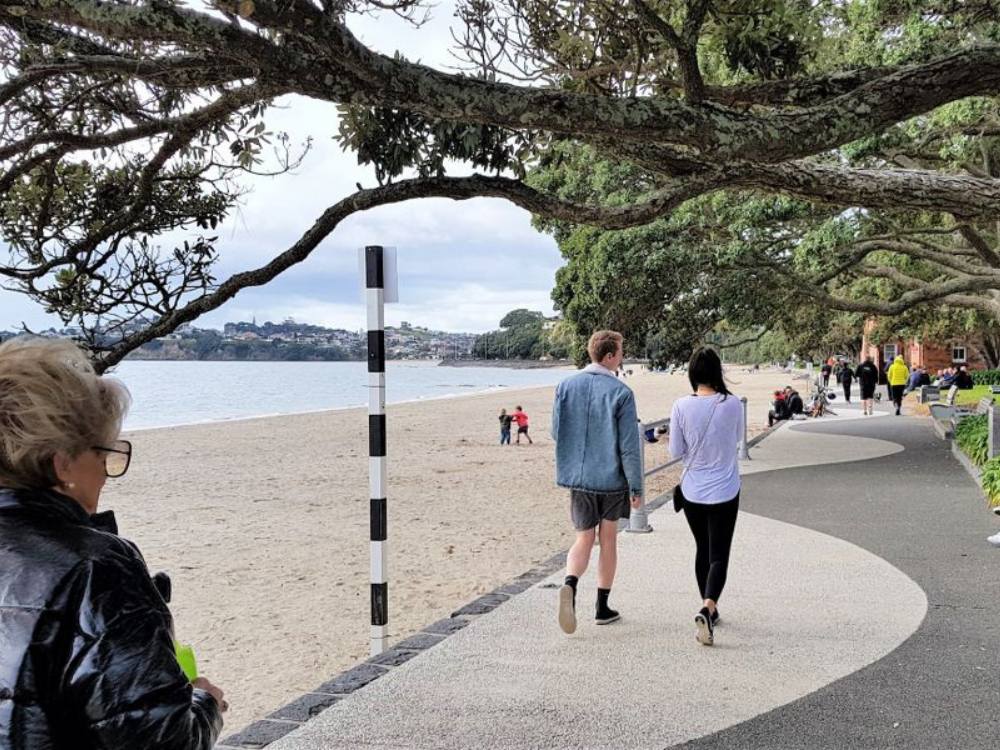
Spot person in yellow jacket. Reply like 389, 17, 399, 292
886, 355, 910, 416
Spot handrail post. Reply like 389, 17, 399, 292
627, 420, 653, 533
738, 396, 750, 461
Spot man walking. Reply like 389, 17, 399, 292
840, 360, 854, 403
856, 356, 879, 416
551, 330, 642, 633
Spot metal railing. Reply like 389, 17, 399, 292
627, 396, 749, 533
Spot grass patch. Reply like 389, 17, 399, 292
953, 385, 1000, 407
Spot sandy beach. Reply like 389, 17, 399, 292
104, 366, 798, 732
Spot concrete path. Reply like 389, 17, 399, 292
266, 408, 1000, 749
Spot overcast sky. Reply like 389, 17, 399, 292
0, 2, 564, 334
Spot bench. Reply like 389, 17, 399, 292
919, 385, 941, 403
932, 393, 995, 439
928, 385, 960, 420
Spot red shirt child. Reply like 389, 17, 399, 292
511, 406, 533, 444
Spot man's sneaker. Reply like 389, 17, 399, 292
695, 606, 714, 646
595, 606, 620, 625
988, 531, 1000, 548
557, 584, 577, 634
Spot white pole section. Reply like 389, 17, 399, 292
738, 396, 750, 460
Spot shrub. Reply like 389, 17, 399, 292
979, 456, 1000, 508
971, 369, 1000, 386
954, 414, 989, 467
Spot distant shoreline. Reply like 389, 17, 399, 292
438, 358, 574, 369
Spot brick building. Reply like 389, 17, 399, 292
860, 319, 987, 374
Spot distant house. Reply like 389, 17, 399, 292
861, 319, 986, 373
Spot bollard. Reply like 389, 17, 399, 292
627, 421, 653, 533
738, 396, 750, 461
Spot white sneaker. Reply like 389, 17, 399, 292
988, 531, 1000, 548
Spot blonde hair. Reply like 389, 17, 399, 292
0, 337, 130, 489
587, 330, 623, 364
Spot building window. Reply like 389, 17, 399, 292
952, 345, 967, 363
883, 344, 898, 362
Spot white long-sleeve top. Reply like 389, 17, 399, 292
669, 393, 743, 504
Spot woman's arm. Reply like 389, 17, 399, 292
62, 549, 223, 750
668, 401, 687, 460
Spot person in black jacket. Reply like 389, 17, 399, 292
839, 360, 854, 403
785, 386, 805, 416
954, 365, 974, 390
0, 337, 225, 750
856, 356, 880, 416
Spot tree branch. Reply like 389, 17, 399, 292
10, 2, 1000, 163
91, 170, 726, 370
957, 224, 1000, 268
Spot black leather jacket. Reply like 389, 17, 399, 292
0, 488, 222, 750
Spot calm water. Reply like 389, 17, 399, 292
111, 361, 574, 430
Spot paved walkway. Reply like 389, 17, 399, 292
269, 407, 999, 749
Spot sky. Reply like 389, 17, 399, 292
0, 2, 564, 334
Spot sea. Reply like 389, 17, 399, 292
111, 360, 574, 431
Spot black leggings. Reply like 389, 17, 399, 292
843, 382, 852, 402
890, 384, 905, 409
682, 494, 740, 603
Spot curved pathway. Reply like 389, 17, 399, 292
265, 412, 969, 750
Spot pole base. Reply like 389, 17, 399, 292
625, 525, 653, 533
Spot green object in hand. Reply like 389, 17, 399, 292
175, 642, 198, 682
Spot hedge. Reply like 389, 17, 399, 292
971, 369, 1000, 386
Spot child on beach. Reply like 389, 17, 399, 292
512, 406, 532, 444
499, 409, 513, 445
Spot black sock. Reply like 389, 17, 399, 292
565, 575, 578, 607
596, 587, 611, 612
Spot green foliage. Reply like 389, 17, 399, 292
955, 414, 989, 467
500, 309, 544, 329
979, 456, 1000, 509
473, 309, 547, 360
717, 0, 820, 79
972, 370, 1000, 386
337, 104, 533, 183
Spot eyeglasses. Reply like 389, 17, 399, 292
91, 440, 132, 478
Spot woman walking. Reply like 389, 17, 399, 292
840, 361, 854, 403
669, 346, 744, 647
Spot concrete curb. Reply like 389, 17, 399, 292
950, 439, 983, 484
218, 423, 790, 748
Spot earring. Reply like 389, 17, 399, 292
65, 482, 76, 490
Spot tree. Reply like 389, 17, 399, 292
4, 1, 1000, 370
499, 309, 544, 329
473, 308, 545, 359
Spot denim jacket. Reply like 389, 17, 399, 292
551, 365, 643, 497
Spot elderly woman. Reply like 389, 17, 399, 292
0, 338, 224, 749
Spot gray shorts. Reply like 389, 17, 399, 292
570, 489, 630, 530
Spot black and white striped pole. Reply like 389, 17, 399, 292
364, 245, 396, 656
